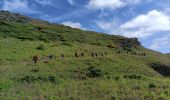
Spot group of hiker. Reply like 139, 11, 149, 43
32, 52, 107, 64
116, 50, 146, 56
32, 51, 146, 64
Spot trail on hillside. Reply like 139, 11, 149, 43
22, 52, 147, 66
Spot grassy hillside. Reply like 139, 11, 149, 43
0, 11, 170, 100
166, 53, 170, 58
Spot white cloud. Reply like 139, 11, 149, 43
96, 21, 113, 31
96, 10, 170, 38
87, 0, 141, 10
34, 0, 56, 7
2, 0, 40, 14
95, 19, 120, 31
121, 10, 170, 38
68, 0, 74, 5
62, 21, 85, 29
149, 35, 170, 51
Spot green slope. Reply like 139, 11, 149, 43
166, 53, 170, 58
0, 11, 170, 100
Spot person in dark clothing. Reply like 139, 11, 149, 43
95, 53, 98, 57
81, 52, 84, 57
33, 55, 39, 64
139, 53, 142, 56
61, 54, 64, 59
48, 55, 53, 60
91, 53, 94, 58
75, 53, 79, 58
101, 53, 104, 57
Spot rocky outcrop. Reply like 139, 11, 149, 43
119, 38, 141, 49
0, 10, 32, 23
148, 62, 170, 76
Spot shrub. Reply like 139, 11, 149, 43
123, 47, 132, 51
20, 75, 35, 84
115, 76, 120, 81
31, 68, 39, 73
48, 76, 57, 84
0, 21, 8, 25
86, 66, 103, 78
18, 75, 59, 84
148, 83, 156, 88
124, 74, 141, 80
36, 44, 45, 50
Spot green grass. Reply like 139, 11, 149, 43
166, 53, 170, 58
0, 37, 170, 99
0, 13, 170, 99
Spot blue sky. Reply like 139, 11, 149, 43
0, 0, 170, 53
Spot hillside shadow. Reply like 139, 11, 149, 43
148, 62, 170, 77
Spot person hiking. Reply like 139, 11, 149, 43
61, 54, 64, 59
48, 55, 53, 60
81, 52, 84, 57
91, 52, 94, 58
75, 53, 79, 58
33, 55, 39, 64
95, 53, 98, 57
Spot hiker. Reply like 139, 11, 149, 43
61, 54, 64, 59
117, 50, 121, 54
101, 53, 104, 57
105, 52, 107, 55
95, 53, 98, 57
81, 52, 84, 57
139, 53, 141, 56
48, 55, 53, 60
75, 53, 79, 58
131, 52, 134, 55
33, 55, 39, 64
134, 52, 136, 55
119, 50, 121, 54
91, 52, 94, 58
127, 52, 129, 54
144, 53, 146, 56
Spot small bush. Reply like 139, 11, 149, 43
111, 96, 116, 100
115, 76, 120, 81
148, 83, 156, 88
36, 44, 45, 50
86, 66, 103, 78
18, 75, 59, 84
31, 68, 39, 73
20, 75, 35, 84
123, 47, 132, 51
124, 74, 141, 80
0, 21, 8, 25
37, 77, 48, 82
48, 76, 57, 84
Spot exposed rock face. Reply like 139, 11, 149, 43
0, 10, 32, 23
148, 62, 170, 76
119, 38, 141, 49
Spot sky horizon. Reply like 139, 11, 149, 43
0, 0, 170, 53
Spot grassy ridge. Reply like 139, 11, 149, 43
0, 11, 170, 99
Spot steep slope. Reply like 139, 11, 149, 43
0, 11, 170, 99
